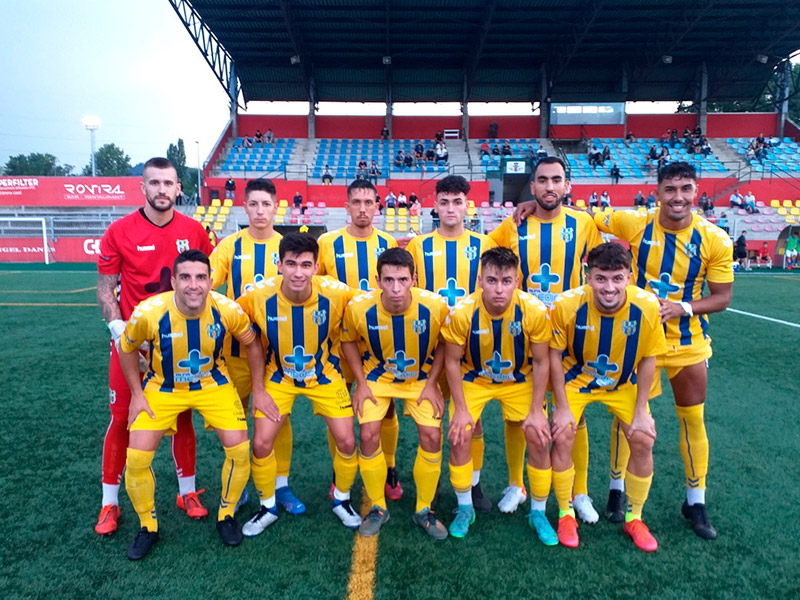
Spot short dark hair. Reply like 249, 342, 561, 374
173, 249, 210, 275
657, 161, 697, 183
587, 242, 631, 271
436, 174, 470, 196
376, 247, 415, 278
279, 232, 318, 261
143, 157, 176, 174
533, 156, 567, 178
245, 178, 277, 200
347, 179, 377, 200
480, 247, 519, 272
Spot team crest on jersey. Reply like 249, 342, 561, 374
176, 239, 190, 253
684, 242, 698, 257
463, 246, 479, 261
271, 252, 279, 265
560, 227, 575, 242
621, 320, 638, 336
412, 319, 427, 334
374, 246, 387, 258
109, 389, 116, 404
508, 321, 523, 336
207, 323, 222, 339
312, 309, 328, 325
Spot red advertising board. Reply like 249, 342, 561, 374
0, 177, 143, 206
0, 236, 103, 263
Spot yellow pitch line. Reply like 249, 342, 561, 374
0, 271, 21, 276
0, 286, 96, 294
346, 492, 378, 600
0, 302, 96, 307
773, 275, 800, 281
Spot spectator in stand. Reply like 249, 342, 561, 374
562, 190, 574, 206
717, 212, 729, 233
785, 231, 799, 269
669, 128, 679, 148
254, 129, 264, 147
409, 191, 418, 207
502, 141, 513, 156
701, 137, 712, 157
434, 130, 444, 144
480, 141, 490, 158
609, 162, 622, 185
381, 126, 390, 140
625, 131, 636, 143
633, 190, 645, 207
265, 128, 274, 144
205, 225, 218, 247
704, 195, 715, 215
600, 190, 611, 208
225, 177, 236, 200
692, 137, 703, 155
409, 194, 421, 215
735, 230, 750, 270
415, 141, 424, 155
588, 145, 602, 168
293, 191, 304, 213
394, 151, 404, 170
243, 135, 254, 149
414, 147, 424, 166
698, 192, 710, 213
755, 242, 772, 268
488, 121, 498, 139
602, 145, 611, 163
744, 191, 758, 214
385, 190, 397, 209
646, 190, 657, 209
397, 191, 408, 209
525, 145, 535, 160
660, 129, 671, 144
404, 152, 414, 170
648, 145, 659, 160
535, 147, 548, 161
492, 144, 501, 157
425, 146, 436, 163
357, 157, 368, 179
435, 141, 448, 163
175, 180, 187, 206
729, 188, 744, 208
694, 125, 702, 136
588, 190, 599, 208
369, 160, 380, 184
322, 164, 333, 185
658, 146, 670, 168
683, 127, 692, 140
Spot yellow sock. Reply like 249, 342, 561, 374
274, 418, 293, 478
624, 471, 653, 522
449, 459, 473, 496
413, 447, 442, 512
125, 448, 158, 531
526, 464, 554, 508
334, 447, 359, 493
609, 416, 631, 485
504, 421, 526, 487
572, 420, 589, 496
676, 404, 708, 491
219, 440, 250, 520
470, 431, 485, 473
359, 446, 387, 509
251, 450, 277, 502
326, 428, 337, 463
551, 466, 575, 517
380, 411, 399, 469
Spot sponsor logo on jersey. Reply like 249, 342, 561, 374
584, 354, 619, 387
175, 348, 213, 383
387, 350, 418, 379
480, 350, 515, 382
648, 273, 680, 299
137, 244, 155, 252
283, 345, 315, 380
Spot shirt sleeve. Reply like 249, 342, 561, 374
316, 235, 331, 277
705, 228, 735, 284
549, 297, 569, 351
235, 288, 255, 321
209, 239, 231, 290
488, 216, 512, 246
120, 301, 152, 352
218, 296, 255, 345
97, 223, 122, 276
523, 297, 552, 345
340, 299, 362, 343
642, 301, 668, 358
583, 214, 604, 251
441, 303, 469, 346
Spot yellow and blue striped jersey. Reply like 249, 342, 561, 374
210, 229, 282, 358
594, 209, 734, 348
550, 285, 667, 393
405, 230, 496, 306
317, 227, 397, 291
121, 291, 255, 393
341, 287, 450, 384
236, 275, 353, 387
490, 208, 603, 307
441, 289, 550, 385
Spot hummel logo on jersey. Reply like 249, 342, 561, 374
176, 239, 190, 253
472, 328, 489, 335
267, 315, 287, 322
161, 332, 184, 339
575, 325, 595, 331
137, 244, 155, 252
518, 234, 537, 241
641, 239, 660, 246
233, 254, 252, 260
368, 324, 388, 331
334, 252, 353, 259
423, 250, 442, 257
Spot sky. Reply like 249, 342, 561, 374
0, 0, 681, 174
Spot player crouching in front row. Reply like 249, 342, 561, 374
120, 250, 267, 560
548, 242, 666, 551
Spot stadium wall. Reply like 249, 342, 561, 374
237, 115, 308, 138
0, 177, 142, 206
706, 113, 777, 137
204, 177, 307, 205
306, 179, 490, 207
316, 116, 385, 138
469, 116, 539, 139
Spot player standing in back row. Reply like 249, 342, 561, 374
95, 157, 213, 536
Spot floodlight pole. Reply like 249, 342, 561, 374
229, 61, 238, 139
777, 60, 790, 139
82, 117, 100, 177
539, 65, 551, 138
697, 62, 708, 135
196, 140, 202, 206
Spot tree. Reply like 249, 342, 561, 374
182, 167, 199, 198
4, 152, 73, 176
167, 138, 187, 183
82, 143, 131, 177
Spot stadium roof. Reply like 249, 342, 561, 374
171, 0, 800, 105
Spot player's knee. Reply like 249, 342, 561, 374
418, 427, 440, 452
628, 431, 655, 455
335, 433, 356, 456
252, 434, 274, 458
552, 428, 575, 453
359, 424, 381, 453
525, 433, 550, 458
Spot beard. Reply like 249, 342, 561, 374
536, 194, 562, 211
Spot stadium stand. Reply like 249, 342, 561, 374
727, 137, 800, 173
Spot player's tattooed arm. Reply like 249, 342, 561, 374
97, 273, 122, 323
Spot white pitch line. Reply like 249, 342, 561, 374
726, 308, 800, 329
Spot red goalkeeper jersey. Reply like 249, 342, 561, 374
98, 208, 212, 319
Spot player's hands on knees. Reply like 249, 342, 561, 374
550, 405, 576, 439
252, 388, 280, 422
657, 297, 684, 323
512, 200, 537, 225
448, 408, 474, 446
419, 382, 445, 419
127, 392, 155, 430
352, 382, 378, 418
628, 410, 657, 440
522, 410, 551, 446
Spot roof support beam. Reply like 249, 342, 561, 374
278, 0, 314, 101
464, 0, 496, 100
552, 0, 607, 85
384, 0, 393, 136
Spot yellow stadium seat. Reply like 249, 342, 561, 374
791, 208, 800, 216
386, 208, 396, 217
193, 215, 203, 222
207, 206, 218, 215
576, 199, 586, 208
279, 199, 288, 208
770, 199, 780, 208
385, 218, 395, 232
223, 199, 233, 207
211, 198, 222, 207
467, 200, 475, 208
274, 215, 285, 225
398, 220, 408, 232
795, 200, 800, 208
213, 221, 223, 231
778, 207, 788, 216
215, 214, 227, 224
786, 215, 798, 224
467, 206, 476, 217
398, 207, 408, 217
410, 216, 420, 226
219, 206, 230, 215
194, 206, 206, 215
277, 206, 287, 216
783, 199, 793, 208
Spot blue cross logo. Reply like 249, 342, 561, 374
437, 277, 466, 307
177, 348, 212, 376
586, 354, 619, 386
529, 263, 561, 293
358, 278, 371, 291
484, 350, 512, 375
284, 345, 312, 370
648, 272, 680, 299
387, 350, 416, 374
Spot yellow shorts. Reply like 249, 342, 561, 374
402, 374, 449, 421
132, 384, 247, 434
360, 380, 442, 428
564, 387, 642, 426
448, 381, 540, 424
257, 379, 353, 419
650, 342, 712, 397
225, 355, 252, 400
